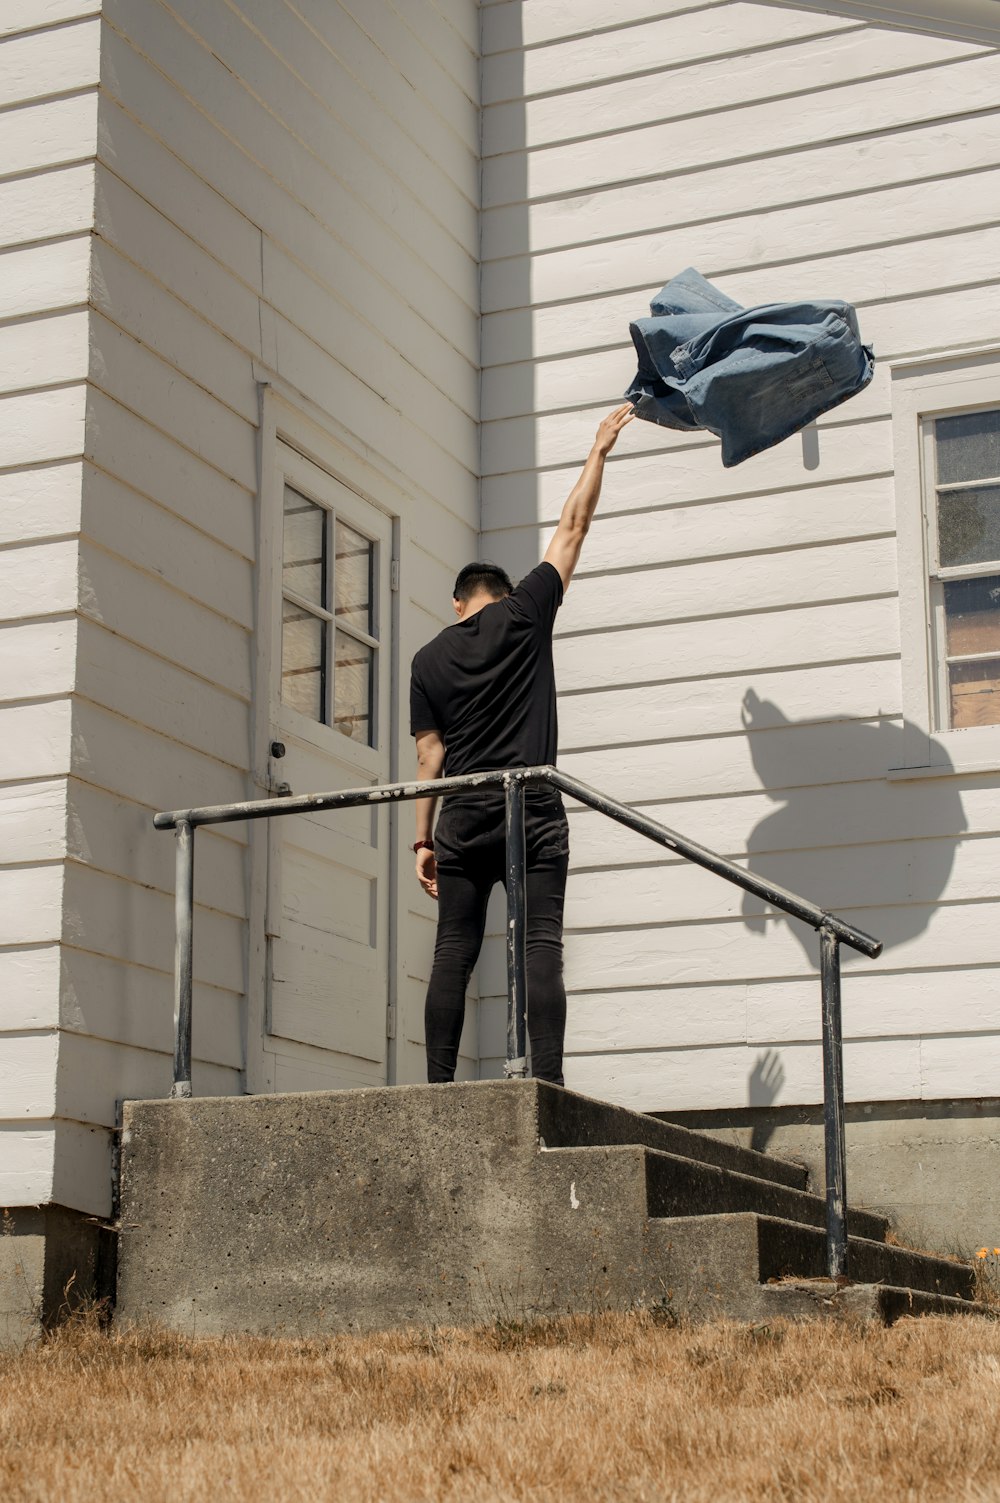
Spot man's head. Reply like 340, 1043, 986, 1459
452, 561, 513, 617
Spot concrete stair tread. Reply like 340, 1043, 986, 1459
759, 1282, 989, 1324
536, 1084, 807, 1191
652, 1212, 975, 1301
540, 1142, 889, 1242
644, 1146, 889, 1240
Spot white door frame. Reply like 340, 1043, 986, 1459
247, 385, 406, 1093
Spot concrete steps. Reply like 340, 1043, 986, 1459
539, 1144, 888, 1240
648, 1213, 976, 1323
534, 1086, 807, 1189
116, 1080, 985, 1335
645, 1148, 888, 1240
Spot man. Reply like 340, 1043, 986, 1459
409, 403, 634, 1084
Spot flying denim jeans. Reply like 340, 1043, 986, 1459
625, 267, 875, 467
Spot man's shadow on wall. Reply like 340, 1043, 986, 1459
738, 689, 967, 1149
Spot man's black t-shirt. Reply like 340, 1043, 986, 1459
409, 562, 563, 776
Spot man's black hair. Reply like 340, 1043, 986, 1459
453, 561, 514, 603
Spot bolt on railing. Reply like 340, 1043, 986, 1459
154, 763, 881, 1281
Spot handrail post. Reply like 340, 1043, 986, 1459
820, 923, 849, 1279
504, 772, 528, 1078
170, 818, 195, 1100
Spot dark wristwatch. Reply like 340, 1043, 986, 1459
412, 840, 434, 854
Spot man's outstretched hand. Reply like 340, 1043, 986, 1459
594, 403, 634, 454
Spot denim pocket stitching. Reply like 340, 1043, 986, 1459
785, 358, 835, 396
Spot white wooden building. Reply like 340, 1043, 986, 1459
3, 0, 1000, 1319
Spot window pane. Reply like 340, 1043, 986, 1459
937, 485, 1000, 568
949, 659, 1000, 729
282, 600, 326, 721
335, 522, 373, 634
943, 574, 1000, 657
334, 628, 373, 744
283, 488, 326, 607
935, 409, 1000, 485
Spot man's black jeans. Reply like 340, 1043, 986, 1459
425, 788, 569, 1085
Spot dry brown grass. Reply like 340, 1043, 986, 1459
3, 1308, 1000, 1502
973, 1248, 1000, 1311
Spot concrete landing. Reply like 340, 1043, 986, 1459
116, 1081, 982, 1335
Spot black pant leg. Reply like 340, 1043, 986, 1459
424, 862, 493, 1082
524, 855, 569, 1086
425, 790, 568, 1085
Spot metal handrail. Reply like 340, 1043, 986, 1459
154, 763, 882, 1279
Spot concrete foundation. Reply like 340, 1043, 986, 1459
660, 1098, 1000, 1255
0, 1205, 116, 1349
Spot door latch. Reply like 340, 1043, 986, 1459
268, 740, 291, 796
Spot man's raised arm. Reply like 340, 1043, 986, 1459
543, 404, 633, 591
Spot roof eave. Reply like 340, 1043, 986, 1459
756, 0, 1000, 47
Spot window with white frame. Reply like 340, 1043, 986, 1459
891, 354, 1000, 772
923, 408, 1000, 731
280, 484, 378, 745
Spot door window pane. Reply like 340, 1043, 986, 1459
282, 600, 325, 720
943, 575, 1000, 658
283, 488, 326, 607
334, 629, 373, 744
937, 486, 1000, 568
335, 522, 373, 634
949, 659, 1000, 728
935, 409, 1000, 485
280, 486, 380, 739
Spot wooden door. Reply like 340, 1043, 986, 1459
264, 442, 393, 1091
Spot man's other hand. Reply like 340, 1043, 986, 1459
416, 846, 438, 900
595, 403, 634, 454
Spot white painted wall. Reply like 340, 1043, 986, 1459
3, 0, 480, 1218
477, 0, 1000, 1111
0, 6, 99, 1209
78, 0, 481, 1190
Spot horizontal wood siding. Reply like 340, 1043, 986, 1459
32, 0, 484, 1198
477, 1, 1000, 1105
0, 11, 99, 1207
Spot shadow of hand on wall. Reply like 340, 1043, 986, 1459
748, 1048, 786, 1152
739, 689, 967, 970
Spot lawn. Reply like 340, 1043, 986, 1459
2, 1309, 1000, 1501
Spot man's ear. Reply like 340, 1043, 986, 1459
452, 597, 463, 618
